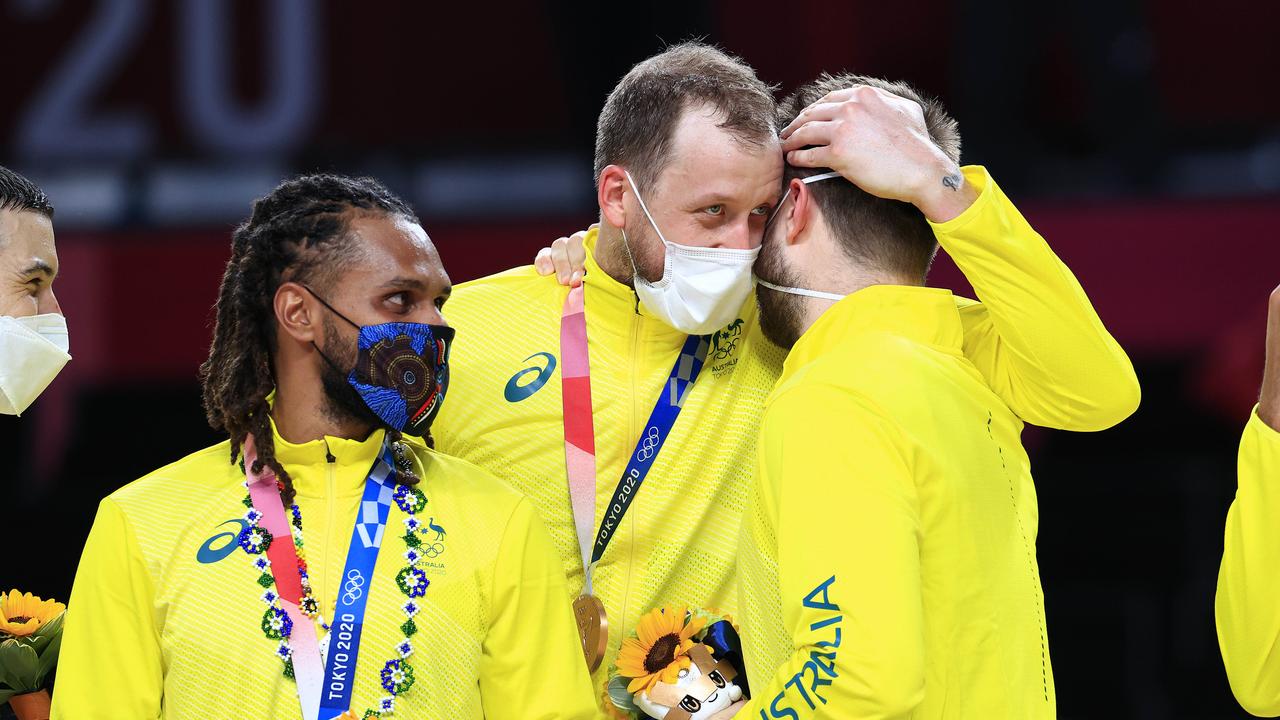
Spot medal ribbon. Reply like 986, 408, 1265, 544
591, 332, 707, 563
245, 434, 399, 720
560, 285, 598, 594
558, 285, 710, 577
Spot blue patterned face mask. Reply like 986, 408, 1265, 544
303, 286, 454, 437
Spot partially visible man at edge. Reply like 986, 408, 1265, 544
436, 41, 1140, 708
0, 165, 69, 417
1216, 285, 1280, 717
734, 73, 1137, 719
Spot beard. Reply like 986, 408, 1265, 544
614, 215, 666, 286
317, 315, 381, 430
754, 231, 807, 350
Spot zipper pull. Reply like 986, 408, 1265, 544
322, 437, 336, 464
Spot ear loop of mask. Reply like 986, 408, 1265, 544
766, 170, 844, 226
755, 279, 848, 302
299, 283, 359, 373
759, 170, 848, 302
619, 170, 664, 285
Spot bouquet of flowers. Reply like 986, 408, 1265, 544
605, 606, 749, 720
1, 590, 66, 720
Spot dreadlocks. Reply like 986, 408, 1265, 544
199, 173, 422, 505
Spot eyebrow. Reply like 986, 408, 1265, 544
21, 259, 55, 279
689, 192, 780, 207
379, 277, 451, 296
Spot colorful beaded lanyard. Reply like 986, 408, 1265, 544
237, 433, 434, 719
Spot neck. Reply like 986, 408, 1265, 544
271, 381, 374, 444
594, 223, 636, 285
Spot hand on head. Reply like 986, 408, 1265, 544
780, 82, 975, 223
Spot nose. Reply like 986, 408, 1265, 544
714, 217, 757, 251
419, 306, 447, 327
39, 286, 63, 316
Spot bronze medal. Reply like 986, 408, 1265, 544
572, 593, 609, 672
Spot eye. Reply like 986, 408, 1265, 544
385, 292, 414, 313
434, 296, 447, 311
679, 696, 702, 713
708, 670, 727, 688
704, 204, 724, 216
751, 205, 770, 216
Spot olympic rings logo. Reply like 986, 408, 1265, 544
341, 569, 366, 605
636, 426, 662, 462
421, 542, 446, 559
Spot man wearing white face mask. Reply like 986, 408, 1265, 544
0, 166, 69, 417
434, 44, 1139, 713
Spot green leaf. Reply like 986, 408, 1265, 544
35, 630, 61, 680
0, 687, 15, 705
0, 638, 41, 691
0, 657, 17, 691
28, 613, 64, 655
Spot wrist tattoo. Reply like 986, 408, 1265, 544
942, 172, 962, 191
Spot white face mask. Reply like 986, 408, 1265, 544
758, 170, 848, 302
0, 313, 71, 416
622, 171, 760, 335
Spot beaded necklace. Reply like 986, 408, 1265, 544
237, 442, 432, 718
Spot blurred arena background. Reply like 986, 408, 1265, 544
2, 2, 1278, 717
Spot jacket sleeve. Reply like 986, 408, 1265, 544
51, 498, 164, 719
1216, 407, 1280, 716
478, 497, 599, 720
937, 166, 1141, 431
739, 384, 925, 719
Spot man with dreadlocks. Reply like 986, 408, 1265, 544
53, 174, 598, 719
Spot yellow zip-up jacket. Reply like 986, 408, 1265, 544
740, 284, 1062, 719
1217, 407, 1280, 716
52, 420, 597, 719
434, 166, 1139, 701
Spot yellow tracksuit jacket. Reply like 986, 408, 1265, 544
737, 168, 1140, 719
1217, 406, 1280, 717
52, 420, 597, 719
435, 166, 1139, 703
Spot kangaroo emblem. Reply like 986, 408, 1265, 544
426, 517, 447, 543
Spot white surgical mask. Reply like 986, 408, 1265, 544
758, 170, 848, 302
623, 171, 760, 335
0, 313, 71, 416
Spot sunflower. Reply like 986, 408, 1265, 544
0, 589, 65, 638
615, 606, 707, 693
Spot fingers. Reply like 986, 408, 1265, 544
1260, 285, 1280, 428
567, 233, 587, 287
534, 247, 555, 276
780, 101, 845, 140
780, 120, 838, 152
781, 85, 875, 138
550, 236, 574, 285
786, 145, 836, 169
1266, 285, 1280, 360
535, 229, 593, 286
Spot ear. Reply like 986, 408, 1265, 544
274, 281, 320, 344
782, 178, 813, 247
597, 165, 629, 229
